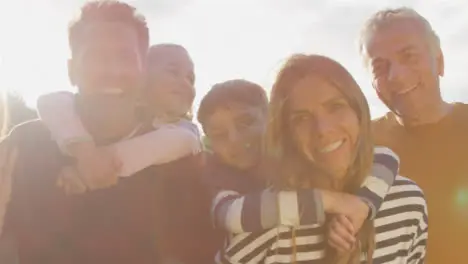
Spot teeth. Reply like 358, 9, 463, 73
319, 140, 344, 153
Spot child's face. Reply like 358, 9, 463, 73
204, 103, 266, 170
146, 48, 195, 117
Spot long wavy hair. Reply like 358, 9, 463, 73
265, 54, 374, 264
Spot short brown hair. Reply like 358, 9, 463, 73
197, 79, 267, 130
68, 0, 149, 56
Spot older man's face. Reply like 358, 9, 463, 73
362, 18, 444, 120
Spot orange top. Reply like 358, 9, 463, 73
372, 103, 468, 264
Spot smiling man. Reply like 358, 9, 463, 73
0, 1, 162, 263
361, 7, 468, 263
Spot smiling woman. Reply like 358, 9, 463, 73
267, 54, 375, 263
262, 54, 428, 264
286, 74, 361, 186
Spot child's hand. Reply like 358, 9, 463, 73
327, 214, 356, 254
57, 166, 87, 195
68, 141, 121, 191
338, 194, 369, 234
323, 191, 369, 233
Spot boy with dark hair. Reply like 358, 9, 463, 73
198, 79, 268, 124
198, 79, 268, 170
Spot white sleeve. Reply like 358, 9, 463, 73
37, 91, 91, 151
110, 121, 202, 177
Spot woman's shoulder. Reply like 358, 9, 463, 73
376, 175, 427, 227
384, 175, 427, 210
390, 175, 425, 195
393, 175, 423, 189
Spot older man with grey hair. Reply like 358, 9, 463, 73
359, 7, 468, 264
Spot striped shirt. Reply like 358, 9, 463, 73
212, 147, 399, 234
219, 176, 428, 264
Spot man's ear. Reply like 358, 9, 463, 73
68, 58, 76, 86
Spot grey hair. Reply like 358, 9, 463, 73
358, 7, 440, 64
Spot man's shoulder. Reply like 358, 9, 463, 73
153, 154, 204, 184
371, 112, 400, 146
4, 119, 58, 159
372, 112, 398, 132
452, 102, 468, 123
7, 119, 50, 142
453, 102, 468, 111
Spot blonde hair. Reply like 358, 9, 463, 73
359, 7, 440, 63
147, 44, 195, 122
266, 54, 375, 264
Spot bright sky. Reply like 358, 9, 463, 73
1, 0, 468, 119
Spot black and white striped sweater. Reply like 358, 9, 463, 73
217, 176, 427, 264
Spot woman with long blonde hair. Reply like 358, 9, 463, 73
263, 54, 428, 263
